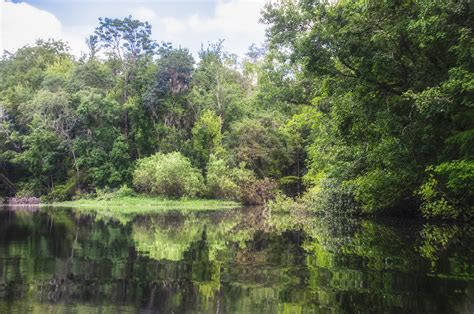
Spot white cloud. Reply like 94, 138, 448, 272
0, 1, 61, 51
62, 26, 94, 56
0, 1, 88, 56
133, 7, 157, 22
157, 0, 268, 57
161, 17, 186, 34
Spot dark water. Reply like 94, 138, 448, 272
0, 206, 473, 313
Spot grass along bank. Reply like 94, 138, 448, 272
46, 196, 241, 213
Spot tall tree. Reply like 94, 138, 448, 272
190, 42, 247, 129
94, 16, 157, 138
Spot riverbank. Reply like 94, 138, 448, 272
45, 196, 241, 212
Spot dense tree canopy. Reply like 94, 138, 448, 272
0, 2, 472, 219
262, 0, 474, 219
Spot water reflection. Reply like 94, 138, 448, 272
0, 206, 473, 313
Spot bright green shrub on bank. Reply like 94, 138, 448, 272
205, 155, 277, 204
43, 176, 77, 202
191, 110, 224, 170
419, 160, 474, 220
301, 179, 358, 216
94, 185, 136, 200
133, 152, 204, 198
206, 155, 240, 200
349, 169, 411, 214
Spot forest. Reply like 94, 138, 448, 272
0, 0, 473, 220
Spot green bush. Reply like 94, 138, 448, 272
114, 185, 136, 197
418, 160, 474, 220
268, 178, 358, 216
349, 169, 409, 214
242, 177, 278, 205
233, 170, 277, 205
41, 175, 77, 202
301, 178, 358, 216
266, 193, 300, 213
191, 110, 223, 169
93, 185, 136, 200
205, 155, 277, 204
206, 155, 240, 200
15, 182, 39, 198
133, 152, 204, 198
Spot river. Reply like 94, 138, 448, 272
0, 206, 473, 313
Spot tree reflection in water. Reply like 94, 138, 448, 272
0, 206, 473, 313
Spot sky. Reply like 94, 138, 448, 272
0, 0, 269, 58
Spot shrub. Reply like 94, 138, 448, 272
114, 185, 136, 197
93, 185, 136, 200
278, 176, 302, 197
267, 178, 358, 216
133, 152, 204, 198
266, 193, 300, 213
301, 178, 358, 216
238, 176, 278, 205
191, 110, 223, 169
15, 183, 38, 198
418, 160, 474, 220
43, 177, 76, 202
205, 155, 277, 204
206, 155, 240, 200
349, 169, 409, 214
227, 116, 291, 178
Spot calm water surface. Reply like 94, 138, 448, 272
0, 206, 473, 313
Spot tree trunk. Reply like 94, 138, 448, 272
0, 173, 16, 195
123, 70, 130, 139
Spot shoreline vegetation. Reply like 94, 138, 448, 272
46, 196, 241, 212
1, 1, 472, 220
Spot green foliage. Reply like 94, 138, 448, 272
92, 185, 137, 201
226, 115, 291, 178
190, 41, 247, 128
144, 47, 194, 152
94, 16, 157, 60
68, 60, 113, 91
349, 169, 409, 213
191, 110, 223, 169
301, 179, 358, 216
419, 160, 474, 219
237, 176, 278, 205
114, 185, 136, 197
205, 155, 240, 200
263, 0, 474, 218
266, 193, 301, 213
0, 39, 71, 95
147, 47, 194, 101
1, 4, 472, 220
82, 135, 132, 188
133, 152, 204, 198
43, 176, 77, 202
15, 117, 67, 195
205, 154, 277, 204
